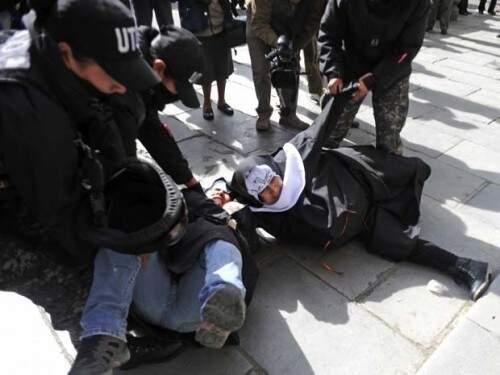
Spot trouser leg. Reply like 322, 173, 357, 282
132, 240, 244, 333
325, 98, 363, 148
428, 0, 439, 29
488, 0, 497, 12
439, 0, 453, 30
303, 37, 323, 96
80, 249, 141, 340
246, 15, 273, 119
153, 0, 174, 26
478, 0, 486, 11
407, 239, 458, 272
372, 76, 410, 155
132, 0, 153, 26
277, 69, 299, 117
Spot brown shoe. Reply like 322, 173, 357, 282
256, 116, 271, 131
279, 113, 309, 131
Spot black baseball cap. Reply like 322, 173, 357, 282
45, 0, 160, 91
150, 25, 205, 108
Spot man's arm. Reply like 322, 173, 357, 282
247, 0, 279, 46
138, 109, 196, 186
293, 0, 327, 51
371, 0, 430, 91
318, 0, 347, 80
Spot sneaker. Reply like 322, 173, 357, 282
440, 28, 448, 35
68, 335, 130, 375
256, 116, 271, 131
488, 10, 497, 15
195, 284, 246, 349
279, 113, 309, 131
451, 258, 491, 301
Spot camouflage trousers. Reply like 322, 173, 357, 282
327, 76, 410, 155
0, 232, 91, 349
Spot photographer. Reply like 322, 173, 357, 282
246, 0, 326, 131
319, 0, 430, 155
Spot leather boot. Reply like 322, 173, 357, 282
279, 113, 309, 131
449, 257, 491, 301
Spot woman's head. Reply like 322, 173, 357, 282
36, 0, 160, 93
245, 165, 283, 205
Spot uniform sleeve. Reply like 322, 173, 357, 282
318, 0, 347, 80
248, 0, 279, 46
293, 0, 327, 51
138, 109, 194, 185
372, 0, 430, 91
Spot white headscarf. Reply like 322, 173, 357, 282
247, 143, 306, 213
244, 164, 277, 201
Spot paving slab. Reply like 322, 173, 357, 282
0, 292, 71, 375
457, 183, 500, 231
177, 110, 293, 155
284, 240, 395, 301
177, 136, 243, 186
466, 275, 500, 339
405, 150, 486, 207
417, 320, 500, 375
115, 347, 254, 375
438, 140, 500, 184
158, 113, 202, 142
361, 262, 468, 348
419, 196, 500, 272
401, 118, 464, 158
240, 257, 425, 375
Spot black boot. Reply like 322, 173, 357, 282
119, 335, 188, 371
68, 335, 130, 375
450, 258, 491, 301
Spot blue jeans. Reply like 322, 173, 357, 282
80, 240, 245, 340
133, 240, 246, 332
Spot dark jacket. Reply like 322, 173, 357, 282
247, 0, 327, 49
318, 0, 430, 91
176, 0, 233, 34
0, 29, 128, 263
229, 97, 431, 261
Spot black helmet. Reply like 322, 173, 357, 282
76, 158, 187, 255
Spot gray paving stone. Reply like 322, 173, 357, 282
419, 196, 500, 272
285, 240, 395, 300
115, 347, 253, 375
240, 258, 425, 375
466, 275, 500, 339
158, 113, 202, 142
435, 58, 500, 80
177, 136, 242, 186
457, 184, 500, 231
159, 92, 203, 116
438, 141, 500, 185
0, 292, 71, 375
361, 262, 468, 348
177, 110, 293, 155
417, 320, 500, 375
410, 72, 479, 97
405, 150, 486, 207
401, 118, 464, 158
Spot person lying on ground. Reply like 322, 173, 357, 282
209, 95, 491, 302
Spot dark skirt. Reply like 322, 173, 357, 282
197, 32, 234, 85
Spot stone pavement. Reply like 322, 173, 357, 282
2, 4, 500, 375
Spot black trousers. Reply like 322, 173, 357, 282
478, 0, 497, 12
458, 0, 469, 12
408, 239, 458, 272
132, 0, 174, 27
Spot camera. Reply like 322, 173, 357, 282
266, 35, 299, 90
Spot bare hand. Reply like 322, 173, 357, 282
327, 78, 344, 95
352, 80, 368, 102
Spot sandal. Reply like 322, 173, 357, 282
203, 107, 214, 121
217, 103, 234, 116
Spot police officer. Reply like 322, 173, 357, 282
0, 0, 162, 373
319, 0, 430, 155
